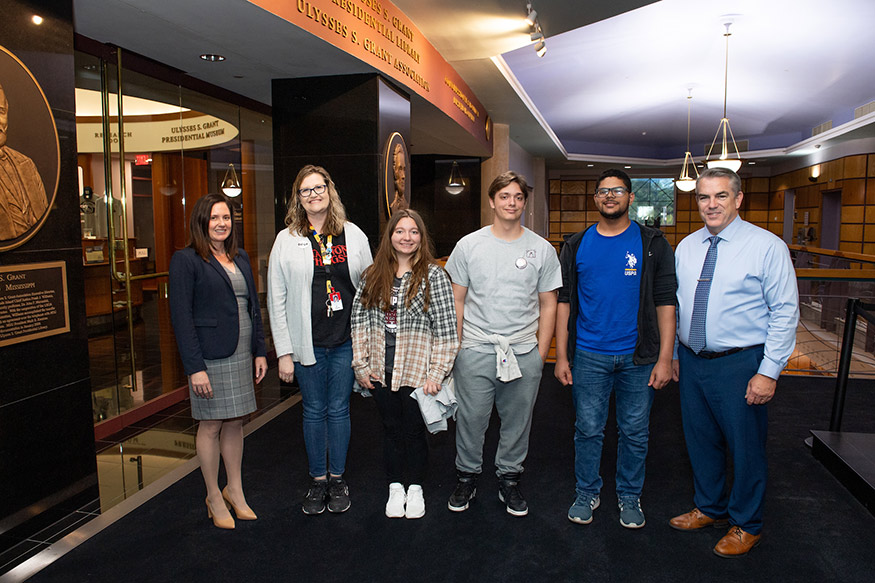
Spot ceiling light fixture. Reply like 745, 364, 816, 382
705, 21, 742, 172
221, 163, 242, 197
200, 53, 226, 62
676, 89, 699, 192
525, 3, 537, 26
446, 161, 465, 195
535, 39, 547, 58
526, 4, 546, 58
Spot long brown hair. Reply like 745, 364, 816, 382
188, 193, 238, 261
359, 209, 438, 311
285, 165, 348, 236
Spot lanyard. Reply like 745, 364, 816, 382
311, 227, 337, 317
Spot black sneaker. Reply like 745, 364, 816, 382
498, 473, 528, 516
302, 479, 328, 515
327, 477, 351, 513
447, 471, 478, 512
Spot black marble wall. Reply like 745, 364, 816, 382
0, 1, 96, 529
272, 74, 410, 246
410, 156, 481, 258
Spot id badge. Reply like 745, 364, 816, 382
329, 292, 343, 312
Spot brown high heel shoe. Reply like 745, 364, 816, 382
206, 497, 235, 529
222, 486, 257, 520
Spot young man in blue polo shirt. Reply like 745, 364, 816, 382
555, 169, 676, 528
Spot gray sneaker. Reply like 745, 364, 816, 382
618, 496, 645, 528
568, 494, 599, 524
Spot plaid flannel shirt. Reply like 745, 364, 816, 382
351, 263, 459, 391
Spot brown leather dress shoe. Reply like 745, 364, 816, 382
713, 526, 761, 558
669, 508, 729, 531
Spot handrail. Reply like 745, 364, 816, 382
789, 244, 875, 266
830, 299, 875, 431
796, 269, 875, 280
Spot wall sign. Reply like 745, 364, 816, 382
0, 261, 70, 347
252, 0, 491, 153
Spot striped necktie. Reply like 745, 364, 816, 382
688, 235, 720, 354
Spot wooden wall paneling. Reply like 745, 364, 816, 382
844, 155, 867, 178
841, 178, 866, 205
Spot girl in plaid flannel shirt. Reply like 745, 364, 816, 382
351, 209, 459, 519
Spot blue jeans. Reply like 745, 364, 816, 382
294, 340, 355, 477
572, 349, 655, 499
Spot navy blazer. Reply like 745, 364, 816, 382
169, 247, 267, 376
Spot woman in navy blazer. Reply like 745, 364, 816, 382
170, 193, 267, 529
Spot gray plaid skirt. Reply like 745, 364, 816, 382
190, 267, 257, 420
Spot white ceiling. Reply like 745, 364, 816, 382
72, 0, 875, 173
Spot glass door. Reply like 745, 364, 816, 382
74, 49, 246, 427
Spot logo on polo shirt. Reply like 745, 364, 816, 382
624, 251, 638, 276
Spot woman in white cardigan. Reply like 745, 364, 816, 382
267, 165, 372, 516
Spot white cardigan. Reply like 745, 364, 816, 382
267, 222, 372, 366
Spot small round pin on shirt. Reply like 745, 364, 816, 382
515, 257, 528, 270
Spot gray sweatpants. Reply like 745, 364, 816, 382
453, 347, 544, 476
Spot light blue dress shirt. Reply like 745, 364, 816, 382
675, 216, 799, 379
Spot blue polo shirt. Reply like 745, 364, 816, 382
575, 224, 641, 355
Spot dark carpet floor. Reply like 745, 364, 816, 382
29, 368, 875, 583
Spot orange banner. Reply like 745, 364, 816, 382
250, 0, 491, 153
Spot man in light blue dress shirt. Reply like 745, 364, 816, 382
670, 168, 799, 558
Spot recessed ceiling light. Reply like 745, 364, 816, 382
200, 54, 226, 62
748, 161, 756, 165
624, 165, 632, 169
586, 164, 594, 167
32, 15, 43, 25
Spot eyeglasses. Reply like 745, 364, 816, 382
595, 187, 630, 198
298, 184, 327, 198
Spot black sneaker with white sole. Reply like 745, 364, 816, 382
447, 471, 478, 512
498, 472, 528, 516
302, 479, 328, 515
327, 476, 351, 513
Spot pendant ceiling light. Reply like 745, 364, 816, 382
221, 163, 242, 197
676, 89, 699, 192
446, 161, 465, 195
705, 21, 742, 172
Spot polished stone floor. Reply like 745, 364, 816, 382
0, 369, 295, 577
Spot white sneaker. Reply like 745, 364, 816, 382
405, 484, 425, 519
385, 483, 406, 518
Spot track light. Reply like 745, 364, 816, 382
525, 3, 537, 26
526, 4, 546, 58
535, 40, 546, 58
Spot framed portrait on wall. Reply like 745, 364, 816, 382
383, 131, 410, 219
0, 44, 60, 252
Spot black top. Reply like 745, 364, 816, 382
308, 231, 355, 347
384, 275, 402, 372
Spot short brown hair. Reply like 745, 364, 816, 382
488, 171, 530, 201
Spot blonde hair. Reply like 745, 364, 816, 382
285, 165, 348, 236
